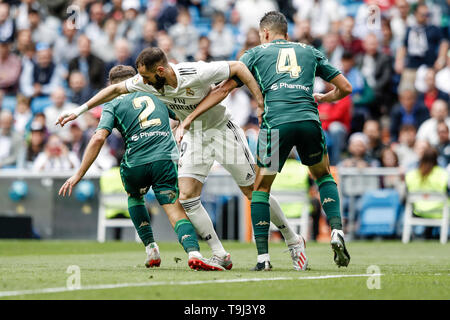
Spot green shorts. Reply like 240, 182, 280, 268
257, 120, 327, 172
120, 160, 179, 205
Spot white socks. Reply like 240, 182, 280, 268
180, 196, 227, 258
269, 195, 299, 246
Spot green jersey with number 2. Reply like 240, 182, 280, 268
240, 39, 341, 128
96, 92, 179, 168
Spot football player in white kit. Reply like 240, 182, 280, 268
56, 48, 307, 271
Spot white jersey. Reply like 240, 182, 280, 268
124, 61, 234, 131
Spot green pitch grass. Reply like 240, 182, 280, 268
0, 240, 448, 300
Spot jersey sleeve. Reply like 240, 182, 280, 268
197, 61, 230, 85
239, 50, 255, 71
124, 74, 145, 93
312, 47, 341, 82
96, 103, 115, 133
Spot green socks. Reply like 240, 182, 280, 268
251, 191, 271, 255
316, 174, 343, 230
174, 219, 200, 253
128, 196, 154, 246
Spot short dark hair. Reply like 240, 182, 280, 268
109, 65, 136, 84
259, 11, 288, 35
341, 50, 354, 61
135, 47, 168, 71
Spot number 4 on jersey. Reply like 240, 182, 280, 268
276, 48, 301, 78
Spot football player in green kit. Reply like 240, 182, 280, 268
180, 11, 352, 270
59, 65, 225, 271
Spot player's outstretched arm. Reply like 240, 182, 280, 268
59, 129, 110, 197
175, 61, 263, 143
56, 82, 129, 127
313, 74, 353, 103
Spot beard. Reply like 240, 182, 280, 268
152, 74, 166, 90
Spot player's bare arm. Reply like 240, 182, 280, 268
176, 61, 263, 143
313, 74, 353, 103
56, 82, 129, 127
58, 129, 110, 197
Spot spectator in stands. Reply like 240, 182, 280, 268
15, 0, 41, 31
363, 119, 386, 165
294, 0, 340, 38
394, 3, 448, 88
0, 39, 21, 95
168, 7, 199, 62
390, 0, 411, 52
132, 19, 158, 61
0, 2, 15, 43
318, 82, 352, 166
380, 17, 394, 56
0, 110, 24, 169
209, 11, 235, 60
44, 87, 77, 142
356, 33, 394, 116
237, 27, 260, 59
68, 121, 89, 161
379, 146, 403, 193
393, 124, 418, 169
92, 18, 118, 64
68, 35, 106, 92
390, 86, 430, 142
27, 8, 58, 46
19, 42, 63, 98
13, 94, 32, 134
32, 134, 80, 171
292, 19, 321, 48
416, 99, 450, 147
435, 50, 450, 95
321, 32, 343, 70
380, 147, 399, 168
146, 0, 178, 32
338, 132, 376, 168
417, 68, 449, 111
13, 29, 33, 58
117, 0, 145, 45
53, 19, 79, 67
339, 16, 363, 57
24, 120, 46, 167
195, 36, 214, 62
405, 146, 448, 239
436, 121, 450, 168
340, 51, 372, 132
66, 71, 94, 106
106, 38, 134, 74
156, 32, 178, 63
105, 0, 124, 22
84, 1, 106, 42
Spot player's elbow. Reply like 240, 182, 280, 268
91, 131, 108, 146
342, 82, 352, 96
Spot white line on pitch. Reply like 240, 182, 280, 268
0, 273, 382, 298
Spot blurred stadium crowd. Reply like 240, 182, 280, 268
0, 0, 449, 175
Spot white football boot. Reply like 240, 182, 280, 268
330, 229, 351, 267
145, 242, 161, 268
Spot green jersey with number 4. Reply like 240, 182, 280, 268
97, 92, 179, 168
240, 39, 341, 128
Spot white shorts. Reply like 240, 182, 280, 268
178, 120, 256, 186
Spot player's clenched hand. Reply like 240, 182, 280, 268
59, 174, 82, 197
55, 110, 78, 127
176, 119, 191, 144
313, 93, 326, 103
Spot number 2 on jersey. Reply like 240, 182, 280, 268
132, 96, 161, 129
276, 48, 301, 78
